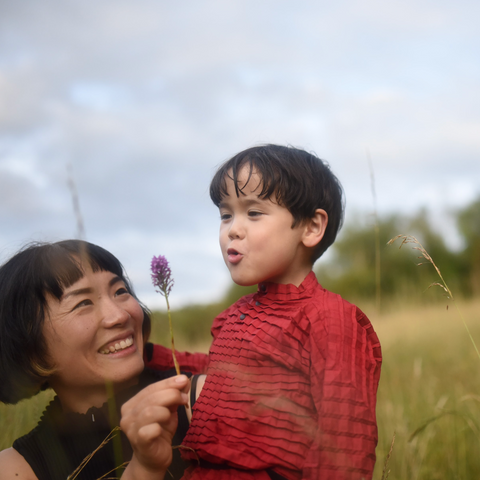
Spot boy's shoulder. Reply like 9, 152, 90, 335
307, 281, 373, 330
313, 285, 382, 366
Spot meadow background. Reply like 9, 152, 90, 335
1, 1, 480, 478
1, 197, 480, 478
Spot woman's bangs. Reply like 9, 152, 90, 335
42, 241, 124, 299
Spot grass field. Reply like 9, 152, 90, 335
372, 298, 480, 479
1, 298, 479, 479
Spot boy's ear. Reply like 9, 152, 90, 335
301, 209, 328, 248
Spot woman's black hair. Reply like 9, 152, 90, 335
0, 240, 151, 404
210, 144, 345, 262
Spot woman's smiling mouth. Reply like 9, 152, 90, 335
99, 335, 134, 355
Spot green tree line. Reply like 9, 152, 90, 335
151, 196, 480, 344
317, 196, 480, 305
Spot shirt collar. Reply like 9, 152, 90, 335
256, 271, 319, 301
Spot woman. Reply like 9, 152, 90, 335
0, 240, 207, 480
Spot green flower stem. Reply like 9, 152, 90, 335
165, 293, 180, 375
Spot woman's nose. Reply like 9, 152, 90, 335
101, 300, 130, 328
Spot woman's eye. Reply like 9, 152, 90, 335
72, 299, 92, 310
115, 287, 129, 297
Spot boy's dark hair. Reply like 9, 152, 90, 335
0, 240, 151, 404
210, 144, 344, 262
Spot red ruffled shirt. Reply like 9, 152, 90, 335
144, 343, 209, 375
181, 272, 382, 480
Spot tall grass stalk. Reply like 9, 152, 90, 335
367, 149, 381, 312
388, 234, 480, 360
67, 162, 86, 240
380, 432, 395, 480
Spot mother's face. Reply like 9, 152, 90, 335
43, 265, 145, 407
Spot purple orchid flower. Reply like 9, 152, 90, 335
150, 255, 180, 376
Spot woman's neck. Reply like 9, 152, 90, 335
54, 376, 140, 413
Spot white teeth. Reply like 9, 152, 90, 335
100, 336, 134, 355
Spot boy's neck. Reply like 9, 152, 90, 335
258, 267, 313, 288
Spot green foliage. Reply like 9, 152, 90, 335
457, 197, 480, 294
316, 204, 478, 306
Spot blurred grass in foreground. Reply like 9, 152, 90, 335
372, 298, 480, 479
1, 298, 479, 479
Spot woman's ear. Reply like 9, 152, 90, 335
302, 209, 328, 248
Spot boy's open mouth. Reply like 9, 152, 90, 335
227, 248, 243, 264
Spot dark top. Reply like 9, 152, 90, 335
13, 368, 191, 480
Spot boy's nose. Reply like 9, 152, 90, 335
228, 218, 244, 239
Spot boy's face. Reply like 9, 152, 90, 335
218, 167, 312, 287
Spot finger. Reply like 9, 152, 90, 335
123, 375, 189, 405
121, 393, 185, 433
121, 406, 179, 445
122, 387, 188, 419
180, 377, 191, 395
126, 404, 172, 427
137, 422, 163, 443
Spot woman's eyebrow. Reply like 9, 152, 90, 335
61, 287, 92, 301
61, 275, 124, 300
109, 275, 123, 287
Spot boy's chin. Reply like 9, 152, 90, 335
229, 274, 258, 287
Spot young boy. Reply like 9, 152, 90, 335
181, 145, 382, 480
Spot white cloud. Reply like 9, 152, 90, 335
0, 0, 479, 307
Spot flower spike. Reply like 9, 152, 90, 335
150, 255, 180, 375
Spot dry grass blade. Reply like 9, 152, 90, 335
95, 461, 129, 480
408, 410, 479, 442
67, 427, 121, 480
380, 432, 395, 480
388, 234, 480, 361
460, 394, 480, 403
428, 282, 449, 294
172, 444, 200, 462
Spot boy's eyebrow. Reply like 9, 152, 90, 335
219, 197, 265, 209
61, 275, 123, 300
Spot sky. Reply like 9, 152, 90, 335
1, 0, 479, 309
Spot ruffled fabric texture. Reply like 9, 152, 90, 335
144, 342, 209, 374
181, 272, 382, 480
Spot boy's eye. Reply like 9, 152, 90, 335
220, 213, 232, 221
248, 211, 263, 217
